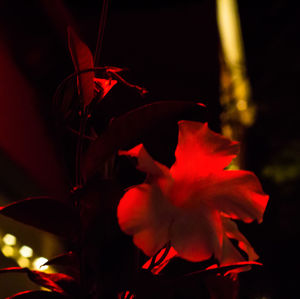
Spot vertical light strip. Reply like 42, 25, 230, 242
216, 0, 255, 168
217, 0, 244, 69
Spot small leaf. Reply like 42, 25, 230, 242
182, 261, 262, 279
7, 290, 67, 298
27, 271, 79, 296
68, 26, 95, 108
0, 197, 79, 238
82, 101, 205, 180
0, 267, 79, 296
43, 252, 79, 282
0, 267, 28, 274
44, 252, 79, 269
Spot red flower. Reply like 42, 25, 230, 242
117, 121, 269, 265
94, 77, 117, 99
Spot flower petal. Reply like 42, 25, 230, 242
94, 78, 117, 99
220, 235, 245, 265
117, 184, 173, 256
171, 121, 239, 180
220, 244, 252, 277
189, 170, 268, 223
219, 220, 258, 276
170, 204, 223, 262
222, 217, 259, 261
119, 144, 171, 179
132, 228, 169, 257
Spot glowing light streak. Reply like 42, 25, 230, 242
217, 0, 255, 169
217, 0, 245, 68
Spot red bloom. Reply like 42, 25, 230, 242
94, 77, 117, 99
117, 121, 268, 265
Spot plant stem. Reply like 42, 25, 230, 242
75, 107, 88, 187
94, 0, 109, 66
74, 106, 88, 296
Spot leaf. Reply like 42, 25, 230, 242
82, 101, 205, 180
43, 252, 79, 282
0, 267, 79, 296
44, 252, 79, 268
0, 197, 79, 238
7, 290, 67, 298
182, 261, 262, 279
68, 26, 95, 108
27, 271, 79, 296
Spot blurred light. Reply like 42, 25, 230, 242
1, 245, 15, 257
236, 99, 248, 111
240, 107, 255, 126
226, 163, 240, 170
33, 257, 48, 270
217, 0, 255, 170
19, 245, 33, 258
2, 233, 17, 246
222, 124, 233, 139
217, 0, 244, 67
17, 257, 30, 268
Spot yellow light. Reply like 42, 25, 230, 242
2, 233, 17, 246
19, 245, 33, 258
222, 124, 233, 139
33, 257, 48, 270
217, 0, 255, 172
226, 163, 240, 170
217, 0, 244, 66
1, 245, 15, 257
236, 99, 248, 111
17, 257, 30, 268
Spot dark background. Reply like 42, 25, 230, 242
0, 0, 299, 298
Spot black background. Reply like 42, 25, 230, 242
0, 0, 299, 298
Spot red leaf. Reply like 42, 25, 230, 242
0, 197, 79, 238
82, 101, 205, 180
68, 27, 95, 108
43, 252, 79, 282
0, 267, 79, 296
27, 271, 78, 296
6, 290, 67, 298
182, 261, 262, 279
0, 267, 28, 274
